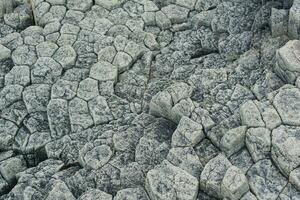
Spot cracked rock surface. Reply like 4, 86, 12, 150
0, 0, 300, 199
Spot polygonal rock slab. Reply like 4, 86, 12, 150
288, 1, 300, 39
79, 143, 113, 170
46, 180, 76, 200
200, 154, 232, 198
114, 187, 149, 200
77, 78, 99, 101
22, 84, 51, 113
113, 52, 133, 73
97, 46, 116, 63
273, 87, 300, 126
0, 44, 11, 61
90, 61, 118, 83
171, 116, 205, 147
220, 126, 247, 157
66, 0, 93, 12
272, 125, 300, 176
95, 0, 125, 10
53, 45, 77, 69
246, 127, 271, 162
221, 166, 249, 200
290, 167, 300, 191
78, 189, 112, 200
0, 156, 26, 184
247, 159, 287, 200
51, 79, 78, 100
240, 100, 265, 127
161, 4, 189, 24
88, 95, 113, 125
146, 160, 199, 200
0, 84, 23, 110
5, 66, 30, 86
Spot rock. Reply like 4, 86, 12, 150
220, 126, 247, 157
53, 45, 77, 69
176, 0, 197, 10
36, 42, 59, 57
240, 100, 265, 127
47, 99, 71, 139
146, 160, 199, 200
95, 0, 125, 10
79, 143, 113, 170
167, 147, 202, 177
31, 57, 63, 84
273, 88, 300, 126
114, 187, 149, 200
79, 189, 112, 200
272, 125, 300, 176
0, 118, 18, 150
0, 44, 11, 61
90, 61, 118, 83
0, 156, 26, 184
161, 4, 189, 24
22, 84, 51, 113
270, 8, 289, 37
46, 180, 76, 200
97, 46, 117, 63
245, 127, 271, 163
155, 11, 172, 30
69, 97, 94, 132
200, 154, 232, 198
12, 45, 37, 66
5, 65, 30, 86
247, 159, 287, 200
229, 148, 254, 174
288, 0, 300, 39
112, 52, 133, 73
240, 192, 257, 200
120, 162, 145, 187
290, 167, 300, 191
88, 95, 113, 125
0, 84, 23, 110
195, 0, 221, 11
77, 78, 99, 101
171, 116, 205, 147
51, 79, 78, 100
66, 0, 93, 12
221, 166, 249, 200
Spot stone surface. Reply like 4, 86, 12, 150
90, 61, 118, 83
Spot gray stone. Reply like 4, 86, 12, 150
167, 147, 202, 178
273, 88, 300, 126
66, 0, 93, 12
200, 154, 232, 198
79, 143, 113, 170
69, 97, 94, 132
240, 100, 265, 127
47, 99, 71, 139
77, 78, 99, 101
46, 180, 76, 200
88, 95, 113, 125
221, 166, 249, 200
155, 11, 172, 30
161, 4, 189, 24
90, 61, 118, 83
12, 45, 37, 66
5, 66, 30, 86
171, 116, 205, 147
114, 188, 149, 200
22, 84, 51, 113
0, 118, 18, 150
272, 125, 300, 176
0, 44, 11, 61
51, 79, 78, 100
176, 0, 197, 10
0, 84, 23, 110
146, 160, 199, 200
246, 127, 271, 163
120, 162, 145, 187
79, 189, 112, 200
240, 192, 257, 200
220, 126, 247, 157
288, 0, 300, 39
290, 167, 300, 191
0, 156, 26, 184
113, 52, 133, 73
247, 159, 287, 200
53, 45, 77, 69
270, 8, 289, 37
97, 46, 117, 63
95, 0, 125, 10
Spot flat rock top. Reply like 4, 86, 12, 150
0, 0, 300, 199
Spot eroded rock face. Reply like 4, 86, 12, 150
1, 0, 300, 199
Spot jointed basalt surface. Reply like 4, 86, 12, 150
0, 0, 300, 199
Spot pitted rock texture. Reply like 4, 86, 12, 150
0, 0, 300, 200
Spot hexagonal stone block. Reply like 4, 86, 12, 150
36, 41, 58, 57
22, 84, 51, 113
247, 159, 287, 200
221, 166, 249, 200
272, 125, 300, 176
146, 160, 199, 200
5, 66, 30, 86
47, 99, 71, 139
53, 45, 76, 69
88, 95, 113, 125
273, 88, 300, 126
240, 100, 265, 127
171, 116, 205, 147
246, 127, 271, 162
0, 44, 11, 61
12, 45, 37, 66
97, 46, 116, 63
77, 78, 99, 101
79, 143, 113, 170
90, 61, 118, 83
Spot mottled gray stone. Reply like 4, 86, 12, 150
161, 4, 189, 24
0, 118, 18, 150
247, 159, 287, 200
240, 100, 265, 127
113, 52, 133, 73
46, 180, 76, 200
155, 11, 172, 30
79, 189, 112, 200
246, 127, 271, 163
0, 44, 11, 61
288, 1, 300, 39
12, 45, 37, 66
270, 8, 289, 37
0, 84, 23, 110
272, 125, 300, 176
77, 78, 99, 101
171, 116, 204, 147
146, 160, 199, 200
22, 84, 51, 113
220, 126, 247, 157
88, 95, 113, 125
95, 0, 125, 10
53, 45, 77, 69
51, 79, 78, 100
90, 61, 118, 83
114, 188, 149, 200
0, 156, 26, 184
290, 167, 300, 191
66, 0, 93, 12
5, 65, 30, 86
36, 41, 58, 57
97, 46, 117, 63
